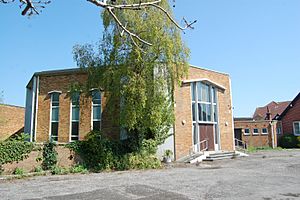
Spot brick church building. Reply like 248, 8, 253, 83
24, 65, 235, 160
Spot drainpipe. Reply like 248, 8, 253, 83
270, 121, 275, 148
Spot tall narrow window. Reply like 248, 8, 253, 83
92, 90, 101, 131
70, 92, 80, 141
191, 82, 219, 151
50, 92, 60, 142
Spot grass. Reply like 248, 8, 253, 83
246, 146, 282, 153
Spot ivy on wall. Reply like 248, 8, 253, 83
0, 134, 34, 172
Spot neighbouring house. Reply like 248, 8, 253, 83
0, 104, 25, 141
24, 65, 235, 160
234, 101, 291, 148
277, 92, 300, 136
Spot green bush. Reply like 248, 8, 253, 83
69, 165, 88, 174
51, 166, 69, 175
278, 134, 299, 148
34, 166, 43, 173
0, 133, 34, 170
42, 142, 58, 170
14, 167, 25, 175
66, 131, 161, 171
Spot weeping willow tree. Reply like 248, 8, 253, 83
73, 0, 190, 149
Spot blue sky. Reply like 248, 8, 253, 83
0, 0, 299, 117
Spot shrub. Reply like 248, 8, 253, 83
51, 166, 69, 175
42, 141, 58, 170
66, 131, 161, 171
34, 166, 43, 173
278, 134, 299, 148
14, 167, 25, 176
70, 165, 88, 174
0, 133, 34, 170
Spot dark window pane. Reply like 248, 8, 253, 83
72, 92, 80, 105
207, 104, 211, 121
52, 93, 60, 102
72, 107, 79, 121
198, 103, 202, 121
71, 136, 79, 141
192, 103, 196, 121
201, 104, 207, 121
92, 90, 101, 104
93, 105, 101, 120
72, 122, 79, 136
51, 122, 58, 137
52, 107, 59, 121
93, 121, 101, 131
213, 105, 217, 122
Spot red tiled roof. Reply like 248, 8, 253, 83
253, 101, 291, 120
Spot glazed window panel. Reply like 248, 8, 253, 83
253, 128, 259, 135
71, 92, 80, 141
50, 92, 60, 142
293, 122, 300, 136
262, 128, 268, 135
92, 90, 101, 131
244, 128, 250, 135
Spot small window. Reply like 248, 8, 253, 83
253, 128, 259, 135
262, 128, 268, 135
244, 128, 250, 135
293, 121, 300, 136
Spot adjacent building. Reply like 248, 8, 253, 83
0, 104, 25, 141
24, 66, 235, 160
277, 92, 300, 136
234, 100, 294, 148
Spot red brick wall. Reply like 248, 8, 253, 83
281, 98, 300, 135
234, 120, 275, 147
174, 66, 234, 159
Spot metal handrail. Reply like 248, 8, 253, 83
189, 139, 208, 155
234, 138, 247, 150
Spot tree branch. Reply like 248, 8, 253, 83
1, 0, 197, 49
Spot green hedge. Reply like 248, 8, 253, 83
0, 134, 34, 172
278, 134, 300, 148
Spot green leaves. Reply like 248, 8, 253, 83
0, 133, 34, 170
73, 0, 190, 151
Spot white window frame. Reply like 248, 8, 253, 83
261, 128, 268, 135
244, 128, 250, 136
49, 92, 60, 142
293, 121, 300, 136
91, 90, 102, 131
253, 128, 259, 135
70, 92, 80, 142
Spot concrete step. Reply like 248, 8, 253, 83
176, 152, 204, 163
202, 151, 240, 161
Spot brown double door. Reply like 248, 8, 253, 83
199, 124, 215, 151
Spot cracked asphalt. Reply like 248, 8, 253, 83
1, 149, 300, 200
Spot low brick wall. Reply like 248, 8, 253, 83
2, 145, 78, 174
